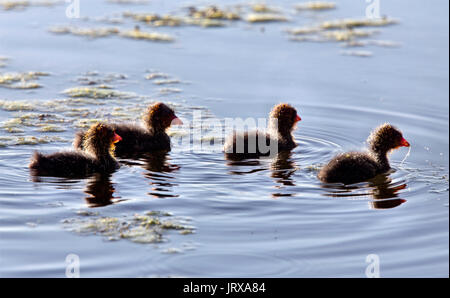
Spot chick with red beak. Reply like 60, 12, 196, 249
399, 137, 410, 147
170, 114, 183, 126
73, 102, 181, 156
113, 132, 122, 143
30, 123, 120, 177
318, 123, 411, 185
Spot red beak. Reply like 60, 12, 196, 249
113, 132, 122, 143
400, 137, 410, 147
171, 114, 183, 125
295, 115, 302, 122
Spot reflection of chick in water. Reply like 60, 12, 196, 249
368, 175, 407, 209
322, 174, 407, 210
271, 151, 297, 187
84, 173, 120, 207
141, 151, 180, 198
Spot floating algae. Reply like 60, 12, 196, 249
145, 72, 170, 80
1, 112, 68, 135
188, 5, 241, 20
0, 0, 60, 10
321, 29, 379, 41
183, 18, 226, 28
77, 71, 127, 86
287, 26, 378, 41
246, 13, 288, 23
0, 99, 35, 111
286, 14, 399, 56
119, 27, 174, 42
8, 81, 42, 89
286, 26, 321, 35
37, 124, 66, 132
0, 70, 205, 146
62, 211, 195, 244
295, 1, 336, 11
0, 71, 49, 89
251, 3, 280, 13
124, 11, 227, 28
320, 17, 398, 29
152, 79, 181, 85
123, 12, 183, 27
63, 86, 136, 99
49, 25, 119, 38
50, 25, 175, 42
2, 117, 30, 129
0, 135, 68, 146
3, 127, 24, 133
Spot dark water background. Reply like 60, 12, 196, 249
0, 0, 448, 277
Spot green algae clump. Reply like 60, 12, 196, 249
321, 29, 379, 41
37, 124, 66, 132
63, 86, 136, 99
123, 12, 183, 27
0, 71, 49, 89
62, 211, 195, 244
0, 135, 68, 146
49, 26, 119, 38
320, 17, 398, 29
145, 72, 170, 80
0, 0, 60, 10
189, 5, 241, 20
0, 99, 35, 111
295, 1, 336, 11
246, 13, 288, 23
251, 3, 280, 13
119, 28, 174, 42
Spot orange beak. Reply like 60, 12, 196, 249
171, 115, 183, 125
400, 137, 410, 147
295, 115, 302, 122
113, 132, 122, 143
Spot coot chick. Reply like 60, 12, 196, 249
30, 123, 122, 177
318, 123, 410, 185
224, 103, 301, 160
73, 102, 182, 156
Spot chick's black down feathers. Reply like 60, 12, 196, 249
318, 123, 409, 185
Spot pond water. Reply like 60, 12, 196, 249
0, 0, 448, 277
